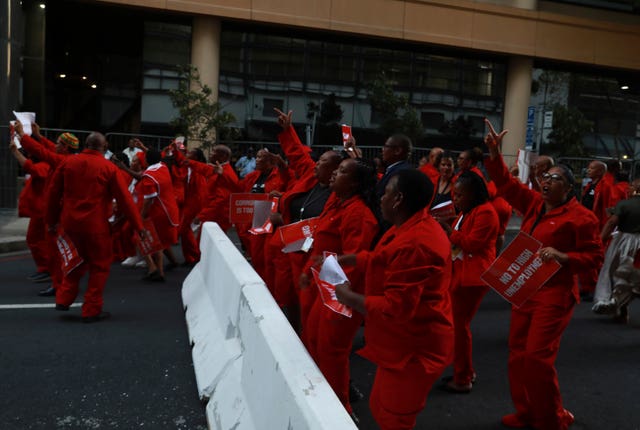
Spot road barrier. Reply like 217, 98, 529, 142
182, 222, 357, 429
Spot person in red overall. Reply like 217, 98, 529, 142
184, 144, 239, 235
172, 147, 207, 266
579, 160, 616, 300
139, 148, 180, 282
336, 169, 454, 430
264, 109, 342, 331
418, 147, 444, 186
484, 119, 603, 430
15, 122, 80, 297
10, 140, 51, 280
301, 158, 379, 417
439, 170, 499, 394
46, 132, 145, 322
219, 148, 290, 283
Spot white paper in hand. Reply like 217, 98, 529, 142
13, 111, 36, 136
319, 255, 349, 285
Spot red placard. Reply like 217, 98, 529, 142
341, 124, 352, 146
229, 193, 270, 224
311, 267, 352, 318
135, 219, 164, 256
429, 200, 456, 219
481, 231, 562, 308
56, 231, 83, 276
279, 217, 319, 253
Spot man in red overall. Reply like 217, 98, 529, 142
46, 132, 145, 322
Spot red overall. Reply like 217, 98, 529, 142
303, 195, 378, 413
419, 162, 440, 186
18, 158, 51, 273
20, 135, 70, 291
357, 212, 454, 430
46, 149, 144, 318
189, 160, 238, 233
486, 154, 603, 430
449, 202, 499, 386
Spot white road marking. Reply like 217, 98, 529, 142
0, 303, 82, 310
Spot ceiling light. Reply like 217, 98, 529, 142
621, 85, 629, 90
59, 74, 66, 78
82, 76, 87, 80
39, 3, 45, 9
91, 84, 97, 89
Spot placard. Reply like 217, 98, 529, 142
229, 193, 270, 224
430, 200, 456, 219
57, 231, 84, 276
135, 219, 164, 256
279, 217, 319, 253
311, 255, 352, 317
249, 197, 279, 235
480, 231, 561, 307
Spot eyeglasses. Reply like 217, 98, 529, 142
540, 173, 565, 183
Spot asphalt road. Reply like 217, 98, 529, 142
1, 234, 639, 430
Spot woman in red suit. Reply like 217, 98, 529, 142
139, 148, 180, 282
439, 171, 499, 393
336, 169, 454, 430
484, 120, 603, 430
302, 157, 379, 417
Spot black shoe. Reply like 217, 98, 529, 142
349, 381, 365, 403
82, 311, 111, 323
55, 303, 69, 311
32, 272, 52, 283
38, 286, 56, 297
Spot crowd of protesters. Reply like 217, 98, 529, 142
8, 110, 640, 429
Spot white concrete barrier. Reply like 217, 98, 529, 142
182, 222, 357, 430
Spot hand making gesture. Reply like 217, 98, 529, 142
273, 108, 293, 129
483, 118, 508, 160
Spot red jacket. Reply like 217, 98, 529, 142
486, 155, 603, 303
18, 159, 51, 218
305, 194, 379, 293
450, 201, 499, 287
46, 149, 143, 235
357, 212, 454, 371
19, 134, 67, 169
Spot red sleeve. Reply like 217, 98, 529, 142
39, 135, 57, 151
565, 212, 604, 272
110, 168, 144, 232
339, 206, 379, 291
45, 159, 65, 228
187, 159, 214, 177
484, 155, 539, 217
277, 126, 316, 180
20, 135, 65, 168
365, 246, 439, 323
22, 159, 51, 179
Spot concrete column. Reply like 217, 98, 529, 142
191, 16, 220, 101
502, 56, 533, 165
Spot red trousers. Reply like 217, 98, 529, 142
451, 284, 489, 385
26, 216, 49, 272
370, 358, 441, 430
56, 231, 113, 318
577, 268, 598, 294
179, 215, 200, 264
305, 299, 363, 413
47, 229, 63, 290
508, 296, 574, 430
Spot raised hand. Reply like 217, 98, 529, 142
273, 108, 293, 129
484, 118, 508, 159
